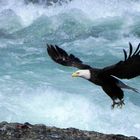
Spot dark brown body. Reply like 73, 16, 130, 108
89, 69, 124, 102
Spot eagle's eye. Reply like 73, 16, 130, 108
76, 72, 80, 74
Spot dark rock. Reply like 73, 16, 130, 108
0, 122, 139, 140
24, 0, 72, 6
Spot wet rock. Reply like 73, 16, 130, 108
24, 0, 72, 6
0, 122, 139, 140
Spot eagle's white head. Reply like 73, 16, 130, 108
72, 70, 91, 80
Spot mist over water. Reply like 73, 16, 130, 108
0, 0, 140, 138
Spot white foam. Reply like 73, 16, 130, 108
0, 0, 140, 138
1, 0, 140, 26
0, 85, 140, 138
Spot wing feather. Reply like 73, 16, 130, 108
133, 43, 140, 55
123, 49, 127, 61
101, 43, 140, 79
128, 42, 133, 58
47, 44, 91, 69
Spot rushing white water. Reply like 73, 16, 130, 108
0, 0, 140, 138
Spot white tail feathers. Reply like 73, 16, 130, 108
126, 86, 140, 94
116, 79, 140, 94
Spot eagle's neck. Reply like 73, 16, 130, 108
79, 70, 91, 80
89, 69, 103, 85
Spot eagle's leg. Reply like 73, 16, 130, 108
111, 99, 125, 109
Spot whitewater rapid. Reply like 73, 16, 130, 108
0, 0, 140, 138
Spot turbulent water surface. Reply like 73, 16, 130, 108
0, 0, 140, 138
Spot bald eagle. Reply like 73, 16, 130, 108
47, 43, 140, 108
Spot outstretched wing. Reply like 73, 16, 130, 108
47, 44, 91, 69
101, 43, 140, 79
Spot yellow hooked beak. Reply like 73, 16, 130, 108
72, 72, 78, 77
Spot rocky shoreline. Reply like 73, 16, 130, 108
0, 122, 139, 140
24, 0, 72, 5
